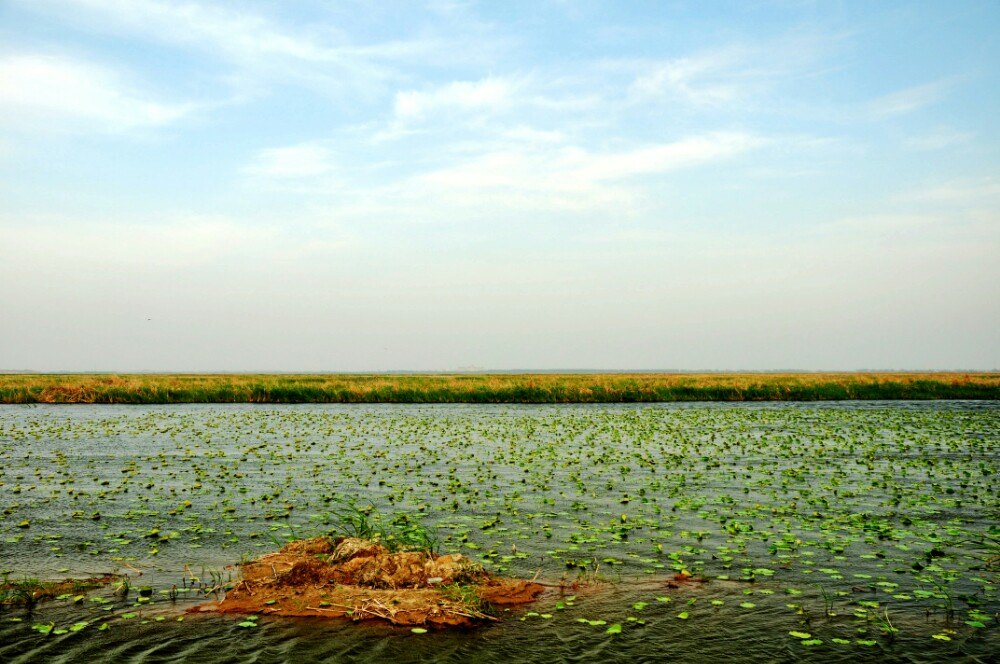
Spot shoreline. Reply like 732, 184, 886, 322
1, 372, 997, 404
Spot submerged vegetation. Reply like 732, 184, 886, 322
1, 371, 998, 403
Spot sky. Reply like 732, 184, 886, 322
0, 1, 998, 372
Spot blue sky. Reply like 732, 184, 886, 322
1, 1, 997, 371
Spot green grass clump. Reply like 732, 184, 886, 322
320, 501, 440, 554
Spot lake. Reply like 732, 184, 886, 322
1, 402, 996, 662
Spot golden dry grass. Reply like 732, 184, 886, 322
0, 372, 997, 403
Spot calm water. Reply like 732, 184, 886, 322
1, 402, 997, 662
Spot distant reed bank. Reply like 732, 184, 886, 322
0, 373, 996, 404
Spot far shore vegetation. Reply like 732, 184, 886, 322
0, 372, 997, 404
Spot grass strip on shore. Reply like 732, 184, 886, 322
0, 372, 997, 404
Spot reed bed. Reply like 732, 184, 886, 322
0, 372, 996, 403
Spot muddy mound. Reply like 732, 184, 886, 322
196, 537, 544, 627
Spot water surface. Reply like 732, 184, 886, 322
1, 402, 996, 662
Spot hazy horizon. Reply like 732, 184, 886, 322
2, 1, 998, 372
1, 369, 997, 376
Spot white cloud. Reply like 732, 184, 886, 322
867, 79, 951, 120
502, 126, 567, 143
375, 75, 598, 141
383, 131, 765, 215
826, 212, 939, 235
0, 54, 194, 131
893, 177, 1000, 205
244, 143, 334, 179
819, 181, 1000, 247
573, 132, 764, 181
415, 131, 762, 192
629, 50, 744, 106
22, 0, 444, 91
33, 0, 344, 63
626, 33, 845, 109
394, 77, 518, 120
253, 132, 764, 222
902, 127, 973, 151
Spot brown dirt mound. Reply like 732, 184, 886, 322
195, 537, 544, 627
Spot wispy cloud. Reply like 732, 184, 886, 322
626, 32, 848, 110
628, 49, 746, 106
0, 53, 195, 132
892, 177, 1000, 205
239, 131, 766, 220
819, 179, 1000, 247
31, 0, 357, 63
243, 143, 335, 179
21, 0, 471, 94
501, 126, 567, 143
417, 132, 762, 186
397, 131, 765, 214
371, 73, 599, 143
394, 77, 519, 121
867, 79, 952, 120
902, 126, 973, 151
